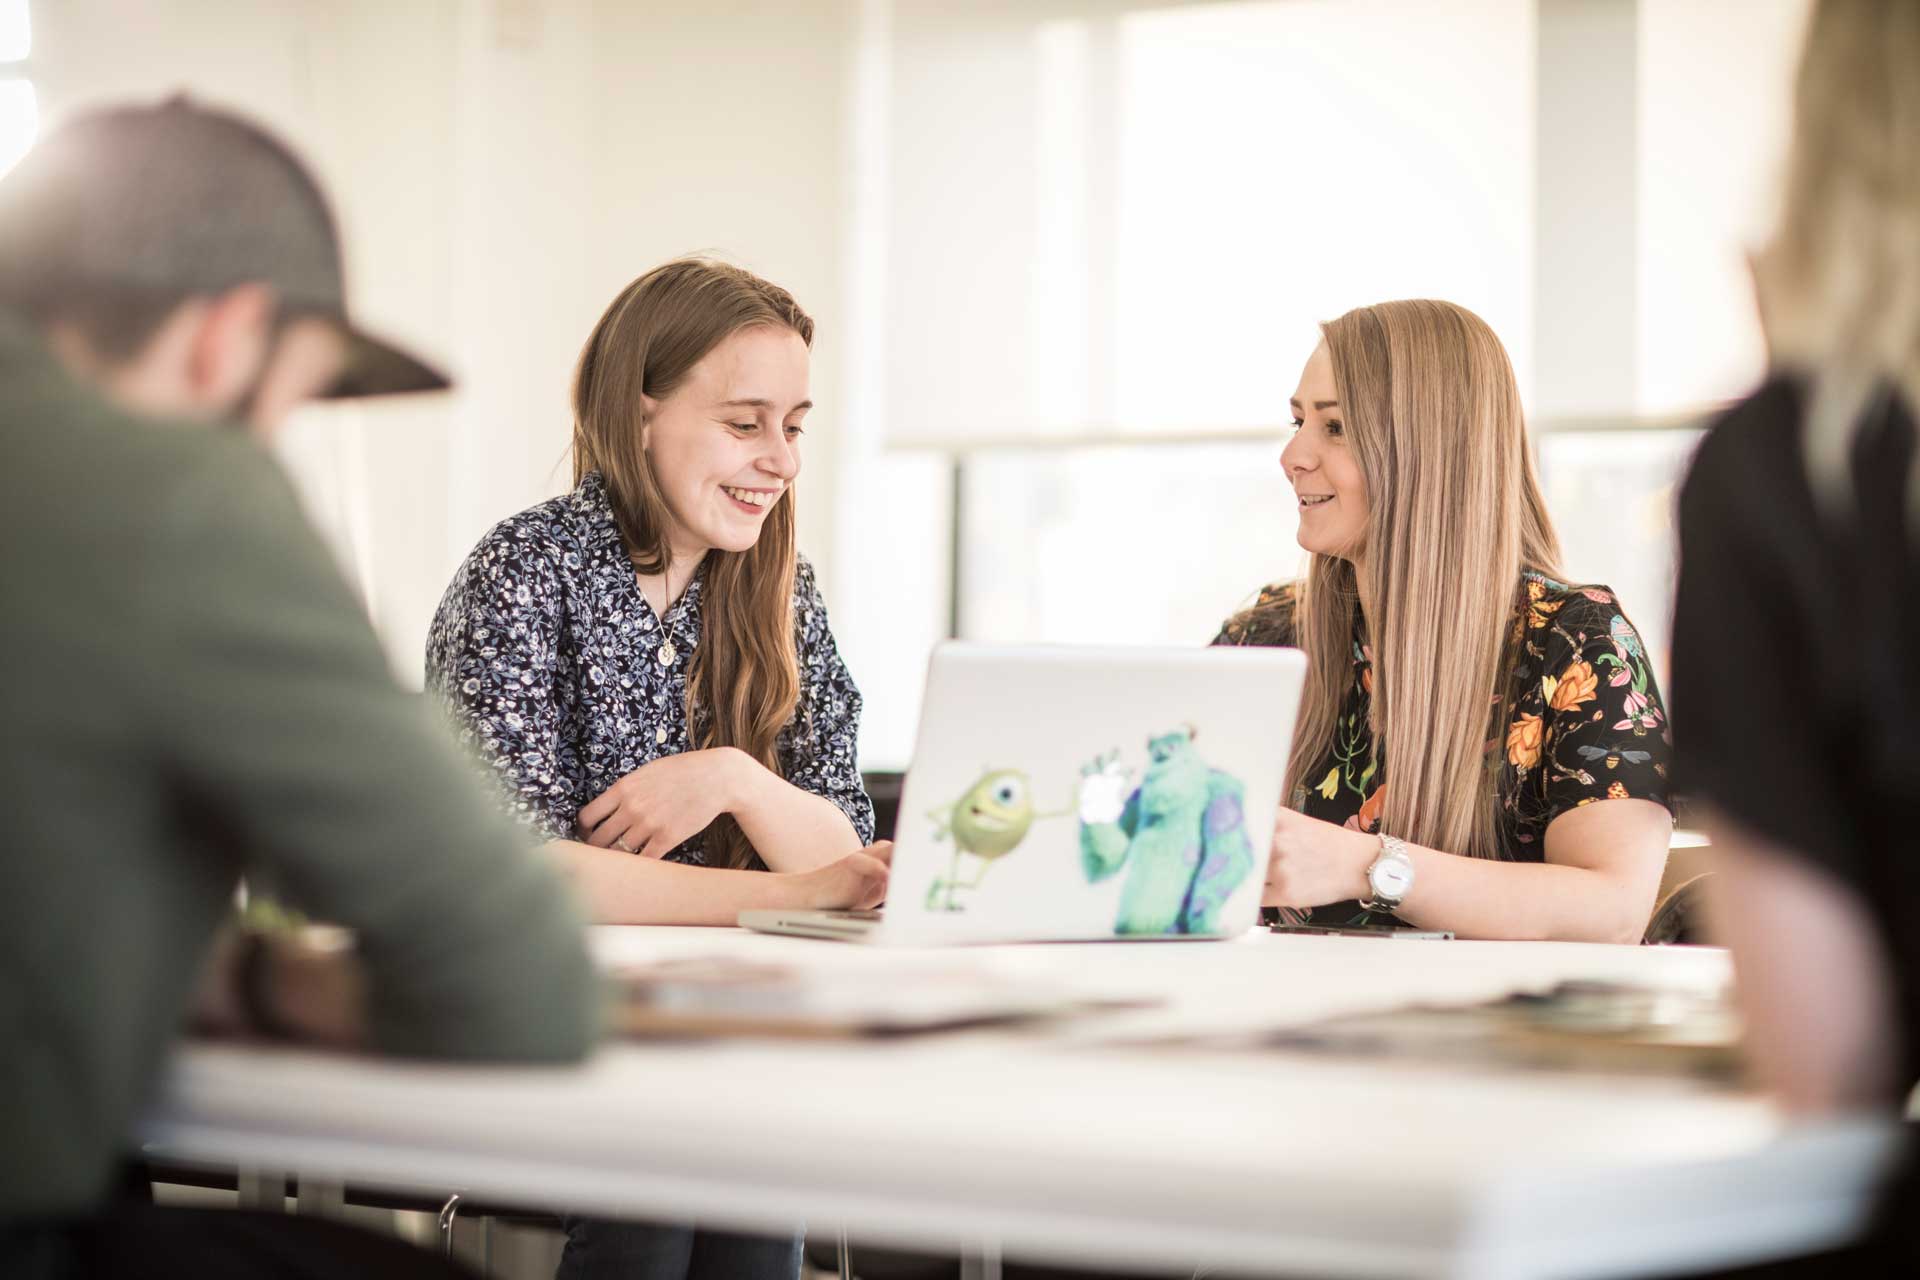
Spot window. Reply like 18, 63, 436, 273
1536, 426, 1706, 687
836, 0, 1814, 768
958, 441, 1294, 647
845, 0, 1533, 768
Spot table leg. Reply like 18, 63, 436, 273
235, 1167, 285, 1213
959, 1242, 1002, 1280
294, 1176, 346, 1221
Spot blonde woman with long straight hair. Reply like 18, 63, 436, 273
1215, 300, 1673, 943
1674, 1, 1920, 1269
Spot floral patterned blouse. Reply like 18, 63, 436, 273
424, 471, 874, 866
1213, 574, 1672, 922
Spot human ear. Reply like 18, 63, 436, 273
187, 283, 276, 412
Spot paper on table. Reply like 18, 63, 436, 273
1171, 980, 1746, 1082
609, 956, 1156, 1039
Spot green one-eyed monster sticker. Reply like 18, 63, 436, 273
925, 769, 1067, 911
1078, 728, 1254, 935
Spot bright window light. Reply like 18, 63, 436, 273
0, 0, 28, 63
0, 80, 35, 179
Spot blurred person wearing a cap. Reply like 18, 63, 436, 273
0, 98, 600, 1278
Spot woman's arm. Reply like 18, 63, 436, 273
573, 746, 861, 872
1266, 798, 1670, 943
545, 838, 889, 925
573, 558, 873, 874
1703, 811, 1897, 1112
1398, 798, 1668, 942
724, 750, 865, 872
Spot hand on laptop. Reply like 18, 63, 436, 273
789, 841, 892, 911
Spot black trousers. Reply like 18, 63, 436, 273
4, 1203, 483, 1280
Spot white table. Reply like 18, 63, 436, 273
139, 928, 1902, 1279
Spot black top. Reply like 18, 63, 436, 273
1674, 376, 1920, 1268
1214, 574, 1673, 925
425, 472, 875, 864
1674, 377, 1920, 1086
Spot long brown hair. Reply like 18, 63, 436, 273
1278, 300, 1564, 859
571, 258, 813, 870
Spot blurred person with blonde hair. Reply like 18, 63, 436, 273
427, 257, 887, 1280
1214, 300, 1674, 941
1673, 0, 1920, 1271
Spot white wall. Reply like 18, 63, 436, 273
1637, 0, 1810, 413
32, 0, 861, 682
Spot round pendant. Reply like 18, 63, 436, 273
657, 641, 677, 666
655, 725, 669, 745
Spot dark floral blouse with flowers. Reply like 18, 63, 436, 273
425, 471, 874, 867
1213, 573, 1673, 923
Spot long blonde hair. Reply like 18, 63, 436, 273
1281, 300, 1563, 859
571, 258, 810, 870
1754, 0, 1920, 508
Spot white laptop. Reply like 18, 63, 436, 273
740, 642, 1306, 945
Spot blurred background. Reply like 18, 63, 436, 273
10, 0, 1809, 770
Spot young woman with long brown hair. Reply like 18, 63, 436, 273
427, 258, 887, 931
427, 258, 884, 1276
1215, 299, 1674, 942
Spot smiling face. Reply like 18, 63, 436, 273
641, 324, 810, 563
1279, 340, 1369, 563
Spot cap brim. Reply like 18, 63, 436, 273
323, 325, 452, 399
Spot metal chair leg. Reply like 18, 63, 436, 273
438, 1193, 462, 1258
837, 1229, 853, 1280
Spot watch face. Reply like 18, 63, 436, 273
1373, 859, 1414, 898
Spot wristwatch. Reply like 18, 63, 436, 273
1360, 834, 1415, 913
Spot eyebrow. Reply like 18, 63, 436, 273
718, 398, 813, 412
1288, 398, 1341, 411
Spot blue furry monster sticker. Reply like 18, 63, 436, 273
1077, 727, 1254, 935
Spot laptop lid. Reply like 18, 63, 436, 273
880, 642, 1306, 942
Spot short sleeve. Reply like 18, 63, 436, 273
1212, 581, 1301, 647
781, 556, 877, 844
425, 522, 580, 841
1535, 592, 1674, 825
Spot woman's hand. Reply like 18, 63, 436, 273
788, 842, 893, 911
1264, 808, 1378, 909
576, 748, 751, 858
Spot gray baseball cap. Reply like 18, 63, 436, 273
0, 95, 448, 398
